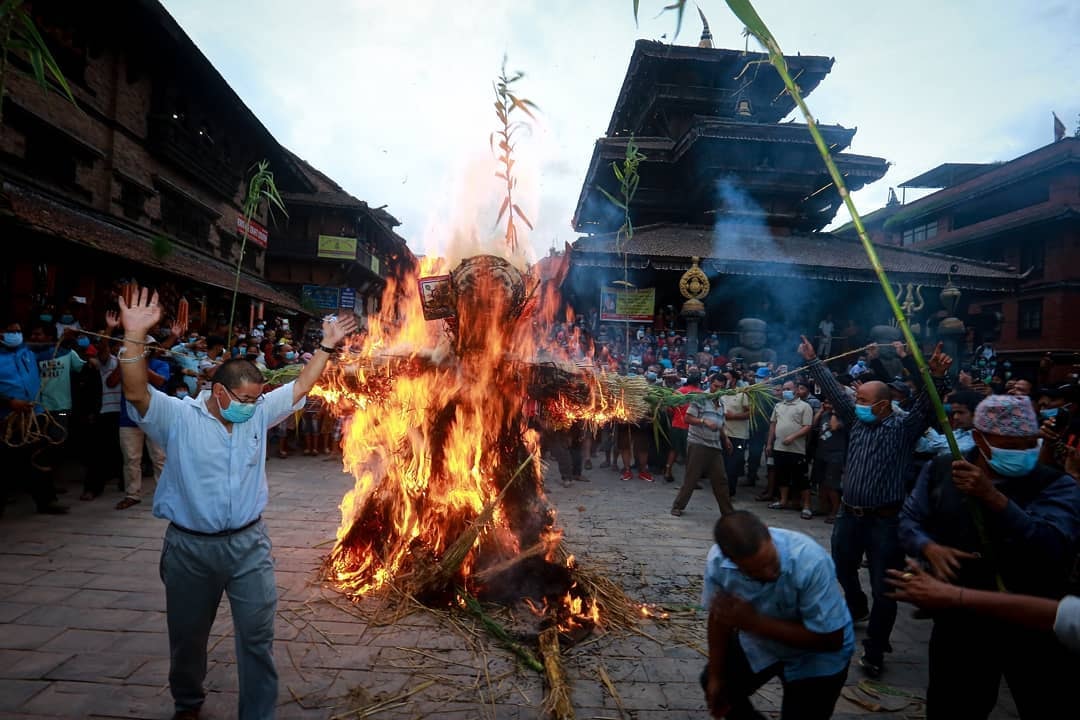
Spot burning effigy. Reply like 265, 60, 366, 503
313, 250, 637, 632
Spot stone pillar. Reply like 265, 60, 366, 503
678, 258, 710, 358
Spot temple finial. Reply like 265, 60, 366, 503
697, 6, 714, 48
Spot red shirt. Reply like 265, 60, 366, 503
671, 385, 697, 429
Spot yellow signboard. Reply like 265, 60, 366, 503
600, 286, 656, 322
317, 235, 357, 260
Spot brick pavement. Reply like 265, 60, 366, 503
0, 455, 1018, 719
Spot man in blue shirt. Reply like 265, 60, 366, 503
117, 287, 356, 720
701, 511, 853, 719
0, 319, 67, 514
899, 394, 1080, 719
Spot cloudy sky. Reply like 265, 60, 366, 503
163, 0, 1079, 260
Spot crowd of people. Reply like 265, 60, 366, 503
0, 298, 341, 517
540, 318, 1080, 719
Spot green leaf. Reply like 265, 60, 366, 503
15, 8, 77, 106
723, 0, 774, 44
612, 162, 625, 182
632, 0, 640, 26
599, 187, 626, 210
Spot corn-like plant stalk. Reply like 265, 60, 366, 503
600, 138, 647, 357
491, 56, 538, 254
227, 160, 287, 349
639, 0, 999, 586
0, 0, 77, 126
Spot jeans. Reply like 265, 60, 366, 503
830, 507, 904, 658
747, 424, 768, 483
724, 437, 748, 495
700, 633, 848, 720
673, 443, 733, 515
160, 521, 279, 719
118, 426, 165, 499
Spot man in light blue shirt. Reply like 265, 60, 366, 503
117, 287, 356, 720
701, 511, 853, 719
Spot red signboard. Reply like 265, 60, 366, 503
236, 217, 269, 248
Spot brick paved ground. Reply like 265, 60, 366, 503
0, 455, 1018, 719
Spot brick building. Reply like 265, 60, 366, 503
846, 138, 1080, 377
0, 0, 410, 332
267, 154, 413, 322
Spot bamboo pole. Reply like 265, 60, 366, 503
719, 0, 999, 585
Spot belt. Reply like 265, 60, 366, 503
841, 502, 901, 518
170, 515, 261, 537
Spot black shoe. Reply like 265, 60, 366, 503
36, 502, 70, 515
860, 651, 883, 678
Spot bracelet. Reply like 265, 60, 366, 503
117, 354, 144, 364
318, 344, 338, 354
117, 345, 145, 359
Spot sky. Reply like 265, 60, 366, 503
162, 0, 1080, 261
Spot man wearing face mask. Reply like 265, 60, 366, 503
701, 511, 854, 719
898, 394, 1080, 719
116, 288, 356, 720
799, 335, 952, 678
0, 321, 67, 514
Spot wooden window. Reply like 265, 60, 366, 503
119, 181, 149, 220
902, 221, 937, 247
160, 190, 212, 250
1018, 298, 1043, 338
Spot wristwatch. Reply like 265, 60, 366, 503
318, 344, 338, 354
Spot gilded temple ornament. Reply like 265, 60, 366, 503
679, 257, 711, 301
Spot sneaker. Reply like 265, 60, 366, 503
620, 469, 633, 481
639, 470, 654, 482
800, 508, 813, 520
767, 501, 783, 510
859, 652, 883, 678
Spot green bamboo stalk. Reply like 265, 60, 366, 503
227, 160, 287, 349
458, 591, 544, 673
716, 0, 1001, 587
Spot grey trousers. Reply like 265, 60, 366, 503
160, 521, 278, 719
672, 443, 733, 515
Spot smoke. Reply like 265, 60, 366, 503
709, 177, 819, 364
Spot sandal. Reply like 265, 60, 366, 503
278, 451, 288, 459
767, 501, 784, 510
115, 497, 141, 510
79, 491, 96, 502
755, 493, 773, 502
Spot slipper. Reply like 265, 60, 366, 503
278, 451, 288, 459
79, 492, 96, 502
767, 502, 784, 510
755, 494, 773, 502
115, 497, 141, 510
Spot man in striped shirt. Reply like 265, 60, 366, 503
799, 335, 952, 678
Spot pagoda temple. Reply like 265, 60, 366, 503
565, 36, 1019, 357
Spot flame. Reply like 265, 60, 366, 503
317, 179, 606, 636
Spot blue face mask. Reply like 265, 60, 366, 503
782, 390, 795, 402
285, 351, 297, 361
983, 442, 1040, 478
1040, 408, 1059, 420
196, 351, 208, 359
40, 314, 53, 323
2, 332, 23, 348
220, 394, 257, 424
176, 390, 189, 399
76, 336, 91, 348
60, 315, 74, 324
645, 371, 657, 382
854, 403, 879, 423
942, 403, 952, 414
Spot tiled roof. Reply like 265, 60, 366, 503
571, 223, 1020, 291
2, 183, 305, 312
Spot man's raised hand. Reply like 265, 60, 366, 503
797, 335, 816, 362
117, 285, 162, 339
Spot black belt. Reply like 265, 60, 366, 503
170, 515, 261, 537
841, 502, 901, 518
